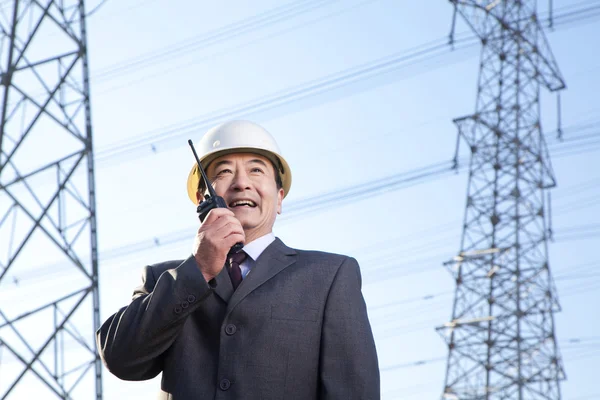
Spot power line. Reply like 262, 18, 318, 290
379, 340, 600, 399
89, 2, 600, 165
553, 222, 600, 241
92, 0, 600, 84
93, 0, 163, 19
547, 0, 600, 27
92, 0, 346, 81
94, 37, 477, 163
380, 356, 447, 371
87, 0, 109, 17
3, 0, 379, 114
7, 118, 600, 286
373, 268, 600, 338
93, 33, 438, 157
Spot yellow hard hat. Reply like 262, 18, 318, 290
186, 120, 292, 204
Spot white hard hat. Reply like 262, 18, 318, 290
186, 120, 292, 204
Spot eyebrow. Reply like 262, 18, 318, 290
247, 159, 269, 167
212, 160, 233, 169
213, 159, 269, 168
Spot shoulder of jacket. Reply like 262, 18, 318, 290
144, 259, 186, 277
294, 249, 353, 265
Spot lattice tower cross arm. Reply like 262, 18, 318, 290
451, 0, 565, 91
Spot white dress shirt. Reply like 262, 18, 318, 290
239, 232, 276, 279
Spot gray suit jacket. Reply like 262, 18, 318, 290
97, 238, 380, 399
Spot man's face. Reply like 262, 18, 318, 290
199, 152, 284, 243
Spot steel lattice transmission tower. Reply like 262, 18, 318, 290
0, 1, 101, 399
437, 1, 566, 399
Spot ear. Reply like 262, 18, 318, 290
277, 188, 284, 214
195, 191, 202, 205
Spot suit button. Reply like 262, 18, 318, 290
181, 301, 189, 309
187, 294, 196, 303
225, 324, 237, 335
174, 306, 182, 314
219, 378, 231, 391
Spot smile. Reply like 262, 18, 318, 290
229, 200, 257, 208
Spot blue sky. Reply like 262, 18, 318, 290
1, 0, 600, 399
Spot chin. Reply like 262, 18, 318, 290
239, 221, 258, 231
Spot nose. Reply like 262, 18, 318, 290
230, 169, 252, 191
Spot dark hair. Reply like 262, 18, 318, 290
272, 159, 284, 189
198, 158, 283, 193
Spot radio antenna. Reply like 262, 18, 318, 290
188, 139, 218, 198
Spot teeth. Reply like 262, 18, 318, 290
231, 200, 256, 207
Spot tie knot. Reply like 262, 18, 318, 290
229, 251, 247, 266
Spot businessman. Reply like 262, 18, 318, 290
97, 120, 380, 399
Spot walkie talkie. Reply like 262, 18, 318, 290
188, 139, 243, 254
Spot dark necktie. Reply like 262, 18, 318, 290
228, 251, 247, 290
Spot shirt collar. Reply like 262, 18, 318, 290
243, 232, 276, 261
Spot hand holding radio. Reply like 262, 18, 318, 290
192, 207, 245, 282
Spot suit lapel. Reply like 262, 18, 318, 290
226, 238, 296, 314
212, 264, 234, 304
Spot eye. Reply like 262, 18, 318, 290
215, 168, 232, 178
251, 167, 264, 173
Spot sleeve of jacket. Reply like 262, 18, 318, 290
319, 256, 380, 399
96, 255, 213, 381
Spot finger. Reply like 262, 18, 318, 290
203, 215, 242, 233
202, 207, 235, 224
215, 220, 245, 239
224, 232, 245, 247
197, 213, 238, 234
